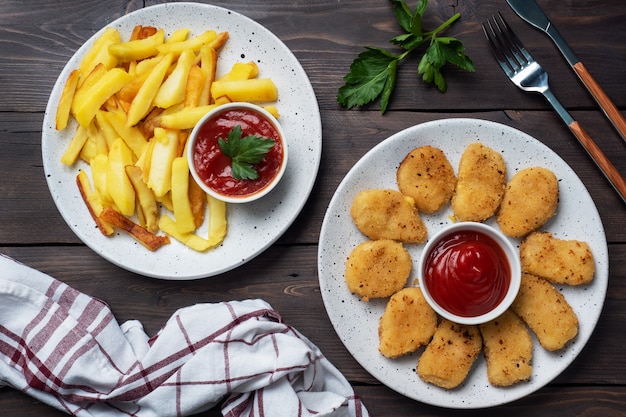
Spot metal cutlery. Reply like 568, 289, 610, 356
506, 0, 626, 143
482, 13, 626, 203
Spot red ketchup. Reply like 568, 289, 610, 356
423, 230, 511, 317
192, 107, 284, 198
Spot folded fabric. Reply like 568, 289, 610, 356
0, 254, 369, 417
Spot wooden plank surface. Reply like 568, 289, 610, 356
1, 0, 625, 416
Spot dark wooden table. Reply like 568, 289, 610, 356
1, 1, 625, 415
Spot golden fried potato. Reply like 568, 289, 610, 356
345, 239, 412, 301
396, 146, 456, 214
378, 287, 437, 358
520, 232, 595, 286
417, 319, 482, 389
479, 310, 532, 387
511, 273, 578, 351
350, 189, 427, 243
451, 142, 506, 221
496, 167, 559, 238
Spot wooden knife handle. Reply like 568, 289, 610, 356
573, 62, 626, 143
569, 120, 626, 203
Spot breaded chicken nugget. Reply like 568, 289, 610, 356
397, 146, 457, 214
345, 239, 412, 301
350, 189, 427, 243
511, 273, 578, 351
451, 142, 506, 221
497, 167, 559, 238
520, 232, 595, 286
417, 319, 482, 389
378, 287, 437, 358
479, 310, 532, 387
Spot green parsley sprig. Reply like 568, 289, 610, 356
337, 0, 475, 114
218, 125, 275, 180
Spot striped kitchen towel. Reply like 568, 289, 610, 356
0, 254, 369, 417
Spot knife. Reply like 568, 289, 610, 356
506, 0, 626, 143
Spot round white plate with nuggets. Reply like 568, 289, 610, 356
318, 118, 608, 408
42, 3, 321, 279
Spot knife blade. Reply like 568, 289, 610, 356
506, 0, 626, 143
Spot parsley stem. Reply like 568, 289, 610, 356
423, 13, 461, 38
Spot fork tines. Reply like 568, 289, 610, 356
482, 12, 533, 76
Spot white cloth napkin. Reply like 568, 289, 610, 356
0, 254, 369, 417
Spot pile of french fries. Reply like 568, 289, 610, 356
55, 24, 279, 251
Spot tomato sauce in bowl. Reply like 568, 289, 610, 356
188, 102, 287, 203
418, 222, 521, 325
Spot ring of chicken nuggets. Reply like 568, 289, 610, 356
345, 239, 412, 301
451, 142, 506, 221
350, 189, 427, 243
378, 287, 437, 358
396, 146, 457, 214
479, 310, 532, 387
520, 231, 595, 286
417, 319, 482, 389
496, 167, 559, 238
511, 273, 578, 351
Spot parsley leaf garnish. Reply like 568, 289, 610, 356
337, 0, 475, 114
218, 125, 275, 180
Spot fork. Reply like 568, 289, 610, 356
482, 13, 626, 203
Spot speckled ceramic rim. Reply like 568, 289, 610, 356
417, 221, 521, 325
187, 102, 288, 204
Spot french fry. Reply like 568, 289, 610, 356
125, 165, 159, 232
78, 27, 121, 78
56, 70, 80, 130
171, 157, 196, 233
188, 176, 206, 228
159, 105, 217, 130
90, 153, 114, 206
218, 61, 259, 81
126, 53, 174, 127
198, 45, 217, 106
72, 68, 132, 128
208, 31, 229, 51
153, 49, 196, 108
156, 30, 217, 54
60, 124, 90, 166
207, 195, 227, 246
100, 207, 170, 251
76, 171, 114, 236
158, 215, 217, 252
210, 78, 278, 103
103, 109, 148, 158
108, 28, 165, 61
147, 127, 179, 197
107, 138, 136, 216
183, 64, 205, 108
167, 28, 191, 44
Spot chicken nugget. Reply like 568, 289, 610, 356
451, 142, 506, 221
496, 167, 559, 238
511, 273, 578, 351
417, 319, 482, 389
520, 232, 595, 286
397, 146, 457, 214
378, 287, 437, 358
350, 189, 427, 243
479, 310, 532, 387
345, 239, 412, 301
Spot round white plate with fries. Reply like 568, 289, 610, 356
318, 119, 608, 408
42, 2, 321, 279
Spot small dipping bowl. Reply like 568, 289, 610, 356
187, 102, 287, 203
417, 222, 521, 325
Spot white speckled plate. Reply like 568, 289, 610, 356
42, 3, 321, 279
318, 119, 608, 408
